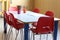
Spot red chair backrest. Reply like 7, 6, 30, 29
9, 7, 18, 11
9, 13, 18, 29
4, 11, 12, 25
45, 11, 54, 17
33, 8, 40, 13
36, 17, 54, 34
9, 13, 24, 30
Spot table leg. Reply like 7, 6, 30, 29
54, 21, 58, 40
24, 23, 29, 40
4, 18, 7, 33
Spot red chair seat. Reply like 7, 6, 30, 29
12, 22, 24, 30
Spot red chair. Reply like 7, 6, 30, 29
45, 11, 54, 17
33, 8, 40, 13
4, 11, 13, 40
9, 13, 24, 40
30, 17, 54, 40
9, 7, 18, 11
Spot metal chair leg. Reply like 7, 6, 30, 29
15, 30, 19, 40
52, 33, 54, 40
40, 34, 41, 40
7, 27, 12, 40
30, 31, 33, 40
28, 30, 30, 40
20, 29, 24, 40
46, 34, 48, 40
33, 33, 35, 40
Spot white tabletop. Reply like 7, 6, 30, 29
8, 11, 60, 22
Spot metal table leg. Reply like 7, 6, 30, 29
24, 23, 29, 40
54, 21, 59, 40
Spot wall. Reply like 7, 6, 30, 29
1, 0, 60, 18
0, 0, 5, 17
10, 0, 34, 10
0, 0, 2, 16
34, 0, 60, 27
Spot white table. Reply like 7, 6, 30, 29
8, 11, 60, 22
8, 11, 60, 40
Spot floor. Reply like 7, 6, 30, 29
0, 18, 60, 40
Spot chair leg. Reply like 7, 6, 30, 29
15, 30, 19, 40
28, 30, 30, 40
40, 34, 41, 40
20, 29, 24, 40
30, 31, 33, 40
7, 27, 12, 40
46, 34, 48, 40
52, 33, 54, 40
33, 33, 35, 40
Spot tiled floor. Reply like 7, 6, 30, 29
0, 18, 60, 40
